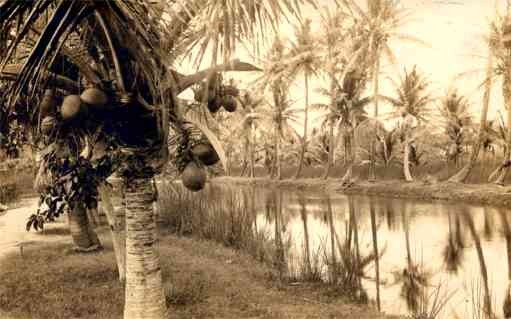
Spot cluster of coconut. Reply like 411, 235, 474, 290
193, 76, 240, 113
174, 127, 220, 192
39, 87, 108, 136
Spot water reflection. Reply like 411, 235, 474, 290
160, 183, 511, 318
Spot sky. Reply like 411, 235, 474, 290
177, 0, 510, 134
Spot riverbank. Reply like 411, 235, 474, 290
212, 176, 511, 207
0, 198, 398, 319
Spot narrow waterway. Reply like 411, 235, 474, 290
161, 182, 511, 319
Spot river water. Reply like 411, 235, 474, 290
162, 182, 510, 319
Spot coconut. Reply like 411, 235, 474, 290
181, 161, 206, 192
40, 89, 56, 117
80, 87, 107, 108
191, 143, 219, 166
61, 95, 83, 121
41, 116, 56, 135
221, 95, 237, 112
207, 96, 222, 113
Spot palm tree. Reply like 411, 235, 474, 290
489, 10, 511, 185
385, 66, 434, 181
0, 1, 309, 318
449, 24, 496, 183
258, 37, 302, 180
316, 70, 371, 181
341, 0, 426, 181
287, 19, 321, 179
229, 91, 265, 178
438, 88, 473, 171
98, 173, 126, 282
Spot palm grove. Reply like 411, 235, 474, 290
1, 1, 511, 319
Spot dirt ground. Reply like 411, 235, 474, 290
0, 198, 398, 319
214, 176, 511, 207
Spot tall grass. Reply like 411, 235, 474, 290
156, 181, 277, 267
156, 182, 376, 301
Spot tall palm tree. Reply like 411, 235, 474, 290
342, 0, 427, 181
449, 24, 496, 183
0, 1, 309, 318
385, 66, 434, 181
287, 19, 321, 179
488, 10, 511, 185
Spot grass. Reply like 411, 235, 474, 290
0, 223, 394, 319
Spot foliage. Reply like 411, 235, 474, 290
27, 142, 120, 231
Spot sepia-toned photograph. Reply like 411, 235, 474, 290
1, 0, 511, 318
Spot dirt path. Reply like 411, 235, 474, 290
0, 197, 70, 259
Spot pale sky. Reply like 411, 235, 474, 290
178, 0, 510, 134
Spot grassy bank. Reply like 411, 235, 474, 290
0, 214, 397, 319
212, 176, 511, 207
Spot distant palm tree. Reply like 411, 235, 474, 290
258, 37, 302, 179
342, 0, 427, 181
314, 70, 371, 181
287, 19, 321, 179
230, 91, 265, 178
438, 88, 473, 170
384, 66, 434, 181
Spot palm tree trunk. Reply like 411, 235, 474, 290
495, 70, 511, 185
68, 203, 102, 251
449, 43, 493, 183
99, 175, 126, 282
275, 124, 281, 180
323, 77, 337, 179
249, 123, 256, 178
369, 198, 381, 311
369, 56, 380, 182
341, 128, 354, 184
294, 72, 310, 179
124, 177, 167, 319
323, 120, 336, 179
403, 138, 413, 182
463, 208, 492, 317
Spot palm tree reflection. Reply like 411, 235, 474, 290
443, 209, 464, 273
